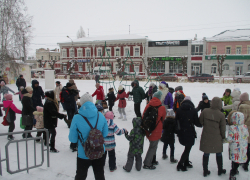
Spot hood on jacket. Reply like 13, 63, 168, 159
21, 88, 29, 95
148, 97, 162, 107
69, 79, 75, 85
133, 80, 139, 87
32, 80, 39, 88
3, 100, 13, 108
210, 97, 222, 110
180, 100, 194, 110
231, 90, 241, 102
45, 90, 55, 99
78, 101, 98, 118
118, 88, 125, 94
149, 82, 156, 88
132, 117, 142, 128
230, 112, 245, 125
105, 111, 114, 120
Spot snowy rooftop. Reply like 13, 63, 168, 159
58, 34, 149, 45
206, 29, 250, 41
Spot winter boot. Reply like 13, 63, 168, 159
242, 163, 249, 172
184, 159, 193, 168
162, 154, 168, 160
176, 163, 187, 171
152, 155, 159, 165
229, 170, 237, 180
216, 155, 226, 175
203, 155, 211, 177
143, 165, 156, 170
7, 135, 14, 140
123, 115, 127, 121
170, 156, 178, 163
118, 114, 123, 119
50, 141, 59, 153
27, 133, 33, 138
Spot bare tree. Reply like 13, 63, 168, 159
67, 60, 77, 75
76, 26, 86, 39
0, 0, 32, 73
181, 56, 188, 75
37, 60, 47, 68
216, 55, 227, 77
48, 60, 57, 70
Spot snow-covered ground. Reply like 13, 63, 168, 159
0, 79, 250, 180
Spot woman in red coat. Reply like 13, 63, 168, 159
143, 91, 166, 170
115, 85, 129, 120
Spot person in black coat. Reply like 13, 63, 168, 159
16, 75, 26, 101
31, 80, 45, 108
105, 87, 116, 111
61, 83, 78, 128
161, 109, 178, 163
175, 96, 202, 172
44, 90, 66, 153
21, 87, 36, 138
196, 93, 211, 112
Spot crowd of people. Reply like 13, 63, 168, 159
0, 76, 249, 180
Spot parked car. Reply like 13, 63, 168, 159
135, 73, 146, 81
155, 73, 178, 82
55, 72, 83, 79
188, 73, 214, 82
233, 72, 250, 83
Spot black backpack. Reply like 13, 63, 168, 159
141, 105, 161, 136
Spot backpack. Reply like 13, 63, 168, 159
141, 105, 161, 136
77, 113, 105, 160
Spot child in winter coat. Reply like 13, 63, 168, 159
104, 111, 127, 172
123, 117, 145, 172
15, 86, 24, 100
3, 94, 22, 140
226, 111, 249, 180
196, 93, 211, 112
105, 87, 116, 112
33, 106, 46, 143
161, 109, 178, 163
221, 89, 233, 117
223, 89, 241, 111
115, 85, 129, 120
0, 81, 15, 101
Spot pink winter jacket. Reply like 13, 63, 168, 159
3, 100, 22, 122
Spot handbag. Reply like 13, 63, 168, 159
22, 115, 33, 126
20, 117, 26, 129
2, 107, 10, 126
102, 100, 108, 109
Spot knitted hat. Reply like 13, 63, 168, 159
234, 88, 240, 92
184, 96, 191, 101
108, 87, 114, 91
4, 94, 12, 100
202, 94, 208, 101
175, 86, 183, 91
167, 109, 175, 117
19, 75, 23, 78
105, 111, 114, 120
1, 81, 5, 85
149, 82, 156, 87
66, 82, 73, 87
240, 92, 249, 102
118, 85, 123, 91
36, 106, 43, 112
80, 93, 93, 105
96, 104, 103, 111
25, 86, 33, 92
153, 91, 162, 100
159, 81, 167, 88
56, 81, 60, 84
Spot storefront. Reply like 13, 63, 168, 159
151, 57, 184, 74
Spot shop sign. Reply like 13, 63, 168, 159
154, 57, 182, 61
235, 62, 243, 64
206, 55, 250, 60
77, 59, 90, 62
148, 40, 188, 47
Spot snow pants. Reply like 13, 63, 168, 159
124, 151, 142, 171
118, 107, 126, 115
143, 140, 159, 166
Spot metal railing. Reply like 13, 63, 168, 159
0, 129, 50, 176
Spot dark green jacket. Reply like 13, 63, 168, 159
130, 80, 145, 103
125, 117, 145, 155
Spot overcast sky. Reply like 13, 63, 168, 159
25, 0, 250, 57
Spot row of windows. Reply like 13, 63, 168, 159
211, 46, 250, 54
62, 47, 141, 58
41, 56, 60, 60
211, 63, 250, 71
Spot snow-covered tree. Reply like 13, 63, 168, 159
76, 26, 86, 39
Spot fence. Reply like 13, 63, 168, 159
0, 129, 50, 176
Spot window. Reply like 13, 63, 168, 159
97, 48, 102, 57
226, 47, 231, 54
124, 65, 130, 72
58, 56, 60, 60
248, 64, 250, 71
51, 56, 53, 60
85, 49, 91, 57
62, 49, 67, 57
134, 47, 140, 57
86, 63, 91, 72
195, 46, 199, 53
247, 46, 250, 54
115, 48, 120, 56
78, 65, 83, 71
191, 63, 202, 75
124, 47, 130, 57
77, 49, 83, 57
211, 63, 217, 74
236, 47, 241, 54
223, 64, 229, 70
55, 56, 57, 60
134, 66, 139, 73
106, 48, 111, 57
169, 62, 181, 73
211, 47, 217, 54
41, 56, 43, 60
69, 48, 74, 58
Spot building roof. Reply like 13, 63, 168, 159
58, 34, 149, 45
207, 29, 250, 41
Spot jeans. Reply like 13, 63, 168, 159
163, 142, 175, 157
179, 145, 192, 165
134, 103, 141, 118
104, 149, 116, 170
75, 155, 105, 180
143, 140, 159, 166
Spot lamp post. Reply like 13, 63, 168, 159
66, 36, 76, 76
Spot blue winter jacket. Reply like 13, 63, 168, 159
68, 101, 108, 159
